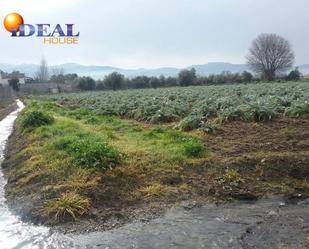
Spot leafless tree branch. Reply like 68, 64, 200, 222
246, 33, 294, 81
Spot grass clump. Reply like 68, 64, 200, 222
20, 110, 54, 131
216, 169, 245, 187
183, 138, 204, 157
140, 127, 205, 159
66, 108, 93, 120
51, 135, 120, 170
41, 192, 91, 222
138, 183, 166, 199
136, 183, 179, 201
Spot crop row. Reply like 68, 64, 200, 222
36, 82, 309, 130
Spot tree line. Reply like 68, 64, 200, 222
43, 66, 301, 92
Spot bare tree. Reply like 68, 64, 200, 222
35, 57, 49, 82
246, 33, 295, 81
50, 67, 65, 84
52, 67, 65, 76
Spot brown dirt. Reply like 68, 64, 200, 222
204, 118, 309, 158
203, 118, 309, 179
198, 118, 309, 201
0, 102, 17, 121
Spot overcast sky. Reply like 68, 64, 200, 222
0, 0, 308, 68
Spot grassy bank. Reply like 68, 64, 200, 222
3, 100, 208, 224
3, 96, 308, 230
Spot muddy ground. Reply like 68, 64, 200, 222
71, 196, 309, 249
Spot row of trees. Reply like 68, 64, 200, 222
8, 64, 301, 93
66, 67, 301, 91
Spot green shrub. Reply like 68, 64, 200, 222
20, 110, 54, 131
178, 114, 202, 131
285, 101, 309, 117
248, 102, 277, 121
219, 103, 277, 122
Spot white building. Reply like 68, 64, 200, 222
0, 71, 26, 85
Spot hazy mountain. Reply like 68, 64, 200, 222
0, 62, 307, 79
0, 63, 38, 76
189, 62, 249, 75
298, 64, 309, 74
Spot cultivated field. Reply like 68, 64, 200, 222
37, 82, 309, 128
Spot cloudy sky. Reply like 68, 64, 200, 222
0, 0, 308, 68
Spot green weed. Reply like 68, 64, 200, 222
19, 110, 54, 131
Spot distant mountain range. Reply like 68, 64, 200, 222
0, 62, 308, 79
